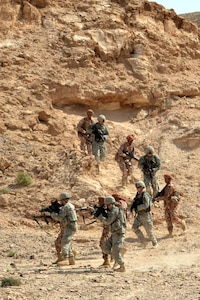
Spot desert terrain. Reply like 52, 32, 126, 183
0, 0, 200, 299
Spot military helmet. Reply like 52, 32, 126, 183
98, 114, 106, 122
145, 145, 154, 154
104, 196, 116, 205
59, 192, 71, 200
135, 181, 145, 188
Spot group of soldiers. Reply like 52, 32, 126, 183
47, 110, 187, 272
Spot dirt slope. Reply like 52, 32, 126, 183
0, 0, 200, 299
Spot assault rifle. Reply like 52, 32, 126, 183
142, 161, 155, 178
33, 199, 62, 226
33, 202, 108, 227
123, 151, 139, 161
92, 125, 106, 142
78, 129, 92, 143
76, 205, 107, 224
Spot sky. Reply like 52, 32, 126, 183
149, 1, 200, 14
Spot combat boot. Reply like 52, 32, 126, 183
96, 164, 100, 174
168, 231, 173, 238
100, 254, 111, 268
115, 263, 126, 272
181, 220, 187, 232
121, 176, 127, 187
72, 249, 78, 259
113, 246, 127, 268
52, 253, 63, 264
69, 256, 75, 265
57, 256, 68, 266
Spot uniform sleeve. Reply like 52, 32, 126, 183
77, 118, 85, 133
138, 156, 145, 170
137, 193, 150, 212
153, 155, 161, 172
103, 126, 109, 140
117, 143, 126, 157
97, 208, 118, 225
51, 205, 68, 222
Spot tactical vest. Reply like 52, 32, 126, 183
131, 192, 151, 213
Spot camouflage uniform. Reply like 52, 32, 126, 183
154, 174, 186, 236
55, 223, 64, 255
115, 138, 135, 186
99, 224, 110, 249
97, 201, 127, 268
51, 202, 77, 260
131, 182, 158, 247
97, 197, 111, 250
77, 110, 94, 155
88, 115, 109, 168
138, 146, 161, 197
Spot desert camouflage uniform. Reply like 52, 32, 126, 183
99, 225, 110, 249
155, 183, 185, 235
131, 191, 157, 246
97, 205, 126, 266
55, 224, 64, 255
77, 116, 94, 154
51, 202, 77, 258
115, 141, 135, 185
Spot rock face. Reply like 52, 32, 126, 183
0, 0, 199, 224
0, 2, 199, 298
0, 0, 200, 111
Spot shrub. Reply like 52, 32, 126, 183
0, 188, 9, 194
7, 250, 16, 257
1, 277, 21, 287
16, 172, 32, 186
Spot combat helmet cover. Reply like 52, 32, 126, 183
59, 192, 71, 200
135, 181, 145, 188
98, 114, 106, 122
104, 196, 116, 205
145, 146, 154, 154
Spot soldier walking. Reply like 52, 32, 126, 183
130, 181, 158, 248
138, 146, 161, 197
77, 109, 94, 155
115, 134, 136, 187
154, 174, 186, 237
88, 114, 109, 173
96, 196, 127, 272
51, 192, 78, 266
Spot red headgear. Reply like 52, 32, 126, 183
164, 174, 175, 181
126, 134, 135, 142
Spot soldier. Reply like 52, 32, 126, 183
115, 134, 136, 187
112, 193, 128, 218
138, 145, 161, 197
52, 206, 64, 264
130, 181, 158, 248
51, 192, 78, 266
96, 197, 111, 267
154, 174, 186, 237
53, 217, 77, 265
88, 114, 109, 173
77, 109, 94, 155
96, 196, 127, 272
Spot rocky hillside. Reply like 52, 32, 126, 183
0, 0, 199, 227
0, 1, 200, 299
180, 12, 200, 28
